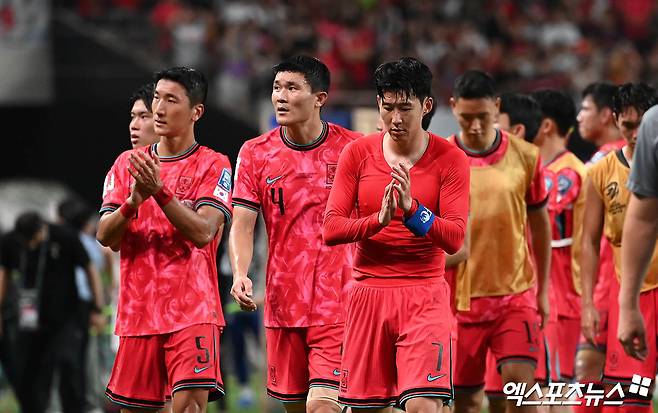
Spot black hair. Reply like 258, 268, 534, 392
612, 83, 658, 119
453, 70, 496, 100
58, 197, 93, 232
499, 92, 542, 142
531, 89, 577, 137
154, 67, 208, 106
581, 82, 617, 111
129, 83, 155, 112
374, 57, 433, 103
422, 95, 437, 131
15, 211, 44, 243
272, 55, 331, 93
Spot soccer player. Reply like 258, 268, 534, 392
97, 67, 231, 413
448, 70, 551, 413
323, 57, 469, 413
229, 55, 360, 413
128, 83, 158, 149
496, 92, 543, 143
581, 83, 657, 411
574, 82, 623, 409
618, 105, 658, 359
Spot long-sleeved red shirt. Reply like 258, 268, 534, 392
323, 132, 470, 280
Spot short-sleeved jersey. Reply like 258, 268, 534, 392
587, 139, 626, 167
232, 122, 360, 328
323, 132, 469, 280
100, 142, 232, 336
544, 151, 587, 318
588, 149, 658, 292
628, 106, 658, 198
448, 130, 548, 322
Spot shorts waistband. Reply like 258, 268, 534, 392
354, 275, 442, 288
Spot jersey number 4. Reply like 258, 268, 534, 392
270, 188, 285, 215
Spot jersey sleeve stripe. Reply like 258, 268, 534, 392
195, 200, 232, 225
232, 197, 261, 210
99, 203, 120, 215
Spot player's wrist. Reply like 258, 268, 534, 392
404, 198, 419, 218
154, 185, 174, 207
119, 202, 138, 219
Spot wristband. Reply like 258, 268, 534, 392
119, 202, 137, 219
154, 186, 174, 207
403, 202, 435, 236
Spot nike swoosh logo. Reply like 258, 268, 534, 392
333, 369, 341, 376
194, 366, 210, 374
427, 373, 446, 382
266, 175, 283, 185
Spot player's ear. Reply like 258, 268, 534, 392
540, 118, 553, 135
422, 96, 433, 116
315, 91, 328, 108
600, 107, 614, 124
192, 104, 205, 122
512, 124, 526, 139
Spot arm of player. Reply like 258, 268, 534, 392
393, 156, 469, 254
618, 194, 658, 360
129, 151, 224, 248
228, 207, 258, 311
446, 218, 470, 268
580, 177, 605, 344
528, 205, 551, 329
323, 144, 385, 246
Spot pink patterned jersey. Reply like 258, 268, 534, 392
232, 122, 360, 328
100, 143, 232, 336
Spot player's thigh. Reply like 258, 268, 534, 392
396, 280, 453, 409
165, 324, 223, 401
266, 327, 310, 402
404, 396, 443, 413
107, 335, 168, 410
171, 388, 209, 413
574, 347, 605, 381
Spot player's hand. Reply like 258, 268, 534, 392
537, 289, 549, 329
128, 151, 163, 196
378, 180, 398, 226
581, 302, 600, 345
89, 311, 107, 332
391, 162, 412, 214
231, 276, 257, 312
127, 181, 147, 208
618, 306, 648, 360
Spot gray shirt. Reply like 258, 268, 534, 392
628, 105, 658, 198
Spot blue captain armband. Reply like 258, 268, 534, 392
403, 202, 435, 236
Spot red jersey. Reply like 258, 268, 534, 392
323, 132, 469, 280
100, 143, 232, 336
232, 122, 360, 328
448, 131, 547, 323
544, 151, 587, 319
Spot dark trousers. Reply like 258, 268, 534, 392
0, 317, 19, 390
15, 320, 86, 413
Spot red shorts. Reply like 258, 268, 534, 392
556, 316, 580, 381
106, 324, 223, 409
484, 319, 559, 397
339, 278, 454, 409
604, 279, 658, 405
454, 306, 540, 390
265, 324, 343, 402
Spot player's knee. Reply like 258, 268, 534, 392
172, 390, 208, 413
454, 391, 484, 413
284, 401, 307, 413
574, 349, 605, 381
404, 396, 444, 413
500, 362, 535, 385
487, 396, 507, 413
306, 399, 341, 413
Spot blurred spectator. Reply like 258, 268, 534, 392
0, 212, 104, 413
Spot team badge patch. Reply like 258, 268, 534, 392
218, 168, 232, 191
326, 163, 337, 186
176, 176, 193, 194
557, 175, 572, 195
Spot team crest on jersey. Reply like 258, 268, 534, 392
176, 176, 193, 194
557, 175, 572, 195
213, 168, 232, 203
326, 163, 338, 187
605, 181, 619, 199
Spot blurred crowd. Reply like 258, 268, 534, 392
67, 0, 658, 110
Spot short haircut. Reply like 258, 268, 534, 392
453, 70, 496, 100
58, 197, 93, 232
129, 83, 155, 112
612, 83, 658, 119
531, 89, 577, 137
15, 211, 44, 243
499, 92, 542, 142
422, 95, 437, 130
155, 67, 208, 106
581, 82, 617, 111
272, 55, 331, 93
374, 57, 432, 103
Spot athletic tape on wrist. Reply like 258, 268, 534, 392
403, 202, 435, 236
119, 202, 137, 219
154, 186, 174, 207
